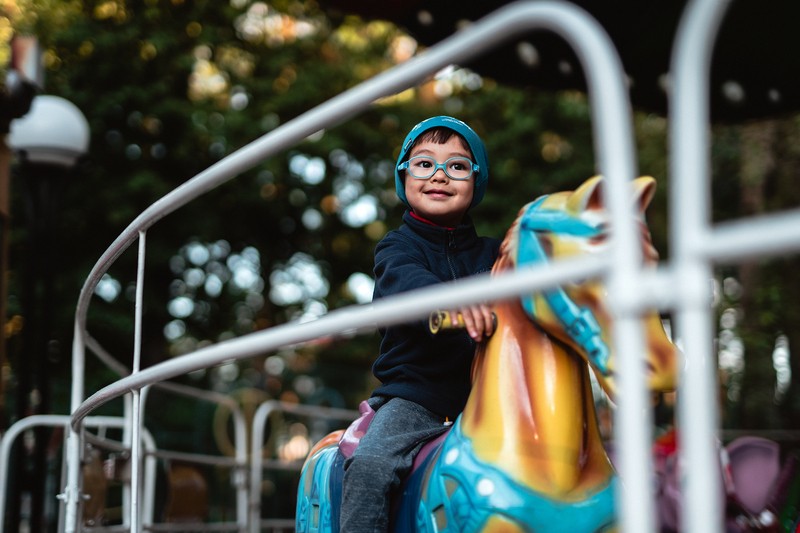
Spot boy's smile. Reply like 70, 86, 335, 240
404, 136, 474, 227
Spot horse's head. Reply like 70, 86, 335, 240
497, 175, 677, 398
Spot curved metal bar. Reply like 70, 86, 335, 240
669, 1, 732, 533
70, 0, 636, 413
705, 209, 800, 263
109, 344, 251, 531
72, 255, 609, 424
66, 1, 643, 530
71, 0, 634, 334
68, 255, 610, 530
0, 415, 157, 533
0, 415, 74, 533
248, 401, 359, 532
85, 333, 252, 530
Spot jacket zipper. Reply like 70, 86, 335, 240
446, 230, 457, 280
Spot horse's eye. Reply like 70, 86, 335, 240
589, 235, 606, 245
589, 228, 609, 245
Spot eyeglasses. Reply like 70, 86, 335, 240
397, 155, 479, 181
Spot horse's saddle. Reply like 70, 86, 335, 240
296, 400, 449, 532
299, 400, 619, 533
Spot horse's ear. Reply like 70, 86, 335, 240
566, 175, 604, 214
632, 176, 657, 214
567, 175, 656, 214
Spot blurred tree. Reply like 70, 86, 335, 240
3, 0, 628, 417
3, 0, 799, 526
712, 117, 800, 434
0, 0, 794, 445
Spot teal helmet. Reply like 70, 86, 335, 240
394, 116, 489, 210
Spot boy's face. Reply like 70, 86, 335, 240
403, 135, 474, 227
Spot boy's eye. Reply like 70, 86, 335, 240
449, 161, 466, 171
413, 158, 433, 169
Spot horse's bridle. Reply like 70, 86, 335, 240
517, 196, 611, 376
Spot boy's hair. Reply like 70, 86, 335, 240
410, 127, 469, 149
394, 116, 489, 210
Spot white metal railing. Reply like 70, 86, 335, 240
64, 2, 647, 530
669, 3, 800, 532
248, 401, 361, 532
669, 1, 728, 532
85, 335, 253, 531
0, 416, 158, 532
3, 0, 796, 531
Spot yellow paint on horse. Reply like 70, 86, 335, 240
461, 176, 677, 501
463, 300, 613, 499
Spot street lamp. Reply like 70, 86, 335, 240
9, 94, 90, 166
6, 94, 90, 532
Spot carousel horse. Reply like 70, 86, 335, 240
296, 176, 678, 532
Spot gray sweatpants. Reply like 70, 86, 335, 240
339, 396, 449, 532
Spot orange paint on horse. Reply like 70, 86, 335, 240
461, 176, 677, 501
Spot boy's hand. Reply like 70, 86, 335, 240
449, 304, 495, 341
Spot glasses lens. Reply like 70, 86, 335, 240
445, 157, 473, 180
407, 156, 436, 179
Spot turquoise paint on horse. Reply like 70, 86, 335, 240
296, 176, 677, 533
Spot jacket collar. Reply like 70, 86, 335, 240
402, 210, 478, 249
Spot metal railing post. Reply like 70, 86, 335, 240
669, 1, 732, 533
128, 231, 147, 533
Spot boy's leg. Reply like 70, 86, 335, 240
340, 397, 447, 533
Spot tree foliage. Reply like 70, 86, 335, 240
0, 0, 795, 433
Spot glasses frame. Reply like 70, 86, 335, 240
398, 155, 479, 181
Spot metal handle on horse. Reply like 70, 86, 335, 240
429, 311, 497, 335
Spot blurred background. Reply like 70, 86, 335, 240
0, 0, 798, 530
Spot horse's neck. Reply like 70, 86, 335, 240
462, 298, 587, 446
459, 296, 612, 496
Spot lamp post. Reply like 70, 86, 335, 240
7, 94, 90, 532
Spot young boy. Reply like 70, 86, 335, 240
340, 116, 500, 532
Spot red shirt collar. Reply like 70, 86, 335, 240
409, 210, 455, 230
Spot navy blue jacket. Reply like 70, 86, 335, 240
371, 211, 501, 419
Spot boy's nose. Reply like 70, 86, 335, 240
430, 168, 448, 181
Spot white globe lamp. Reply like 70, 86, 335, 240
8, 94, 90, 167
